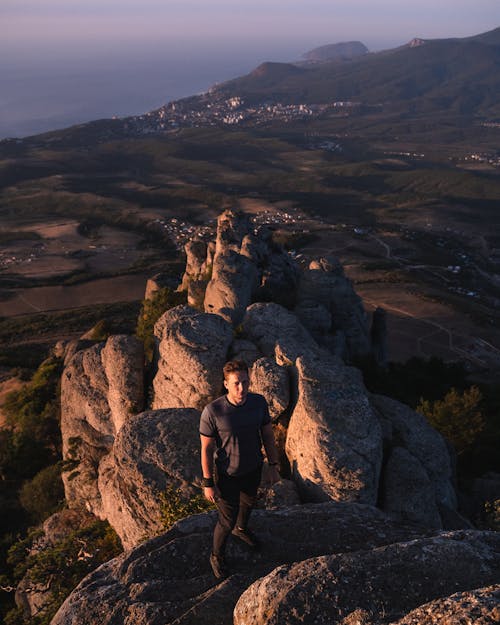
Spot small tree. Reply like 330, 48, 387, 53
417, 386, 484, 454
19, 464, 65, 523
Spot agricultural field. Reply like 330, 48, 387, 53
1, 118, 499, 377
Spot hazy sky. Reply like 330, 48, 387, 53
2, 0, 499, 50
1, 1, 499, 137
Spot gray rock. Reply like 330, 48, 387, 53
228, 338, 262, 367
294, 300, 332, 336
250, 357, 290, 421
180, 240, 213, 309
234, 530, 500, 625
51, 502, 428, 625
242, 302, 321, 363
214, 208, 251, 256
297, 256, 371, 361
258, 478, 301, 509
391, 584, 500, 625
101, 335, 144, 434
60, 336, 144, 513
152, 305, 232, 411
372, 394, 457, 523
98, 409, 201, 549
381, 446, 442, 528
286, 354, 382, 504
256, 251, 299, 309
145, 273, 178, 300
204, 250, 257, 324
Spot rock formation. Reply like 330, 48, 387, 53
50, 503, 430, 625
234, 530, 500, 625
98, 408, 201, 548
60, 335, 144, 513
286, 353, 382, 504
51, 208, 495, 625
152, 305, 233, 410
372, 394, 457, 528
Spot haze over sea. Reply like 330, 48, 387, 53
1, 0, 498, 140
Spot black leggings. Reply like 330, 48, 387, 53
213, 465, 262, 556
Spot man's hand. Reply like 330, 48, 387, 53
203, 486, 220, 503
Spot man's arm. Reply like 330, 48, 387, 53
261, 422, 280, 485
200, 434, 219, 503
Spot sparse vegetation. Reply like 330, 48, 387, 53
417, 386, 485, 455
4, 520, 122, 625
159, 486, 214, 531
0, 358, 63, 622
136, 287, 187, 360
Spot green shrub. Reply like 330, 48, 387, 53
417, 386, 484, 455
6, 521, 122, 625
159, 486, 214, 531
19, 464, 65, 524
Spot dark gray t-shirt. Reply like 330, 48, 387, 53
199, 392, 271, 477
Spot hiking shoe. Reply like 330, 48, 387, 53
209, 553, 228, 579
231, 527, 260, 549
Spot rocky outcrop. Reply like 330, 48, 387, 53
180, 240, 215, 309
392, 585, 500, 625
51, 502, 429, 625
250, 357, 290, 421
296, 256, 371, 361
286, 354, 382, 504
372, 394, 457, 528
152, 305, 232, 410
234, 530, 500, 625
98, 409, 201, 549
60, 335, 144, 512
204, 249, 257, 324
145, 272, 179, 300
242, 302, 321, 363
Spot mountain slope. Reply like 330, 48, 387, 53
214, 31, 500, 116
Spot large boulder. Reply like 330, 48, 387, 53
51, 502, 428, 625
381, 446, 443, 528
60, 336, 144, 512
180, 240, 215, 309
152, 305, 233, 410
286, 354, 382, 504
234, 530, 500, 625
371, 394, 457, 527
98, 409, 201, 549
242, 302, 321, 363
392, 585, 500, 625
296, 256, 371, 361
250, 357, 290, 421
204, 250, 257, 324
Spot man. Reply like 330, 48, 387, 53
200, 360, 280, 579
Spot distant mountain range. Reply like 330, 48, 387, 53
211, 27, 500, 117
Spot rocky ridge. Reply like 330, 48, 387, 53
34, 208, 497, 625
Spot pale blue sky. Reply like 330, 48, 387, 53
1, 1, 499, 137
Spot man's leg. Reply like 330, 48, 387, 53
210, 473, 239, 578
233, 465, 262, 548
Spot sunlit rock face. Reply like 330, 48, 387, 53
60, 335, 144, 514
152, 304, 232, 411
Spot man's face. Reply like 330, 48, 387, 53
224, 371, 250, 406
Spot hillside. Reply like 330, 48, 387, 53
214, 30, 500, 116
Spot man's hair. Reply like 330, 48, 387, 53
223, 360, 249, 379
